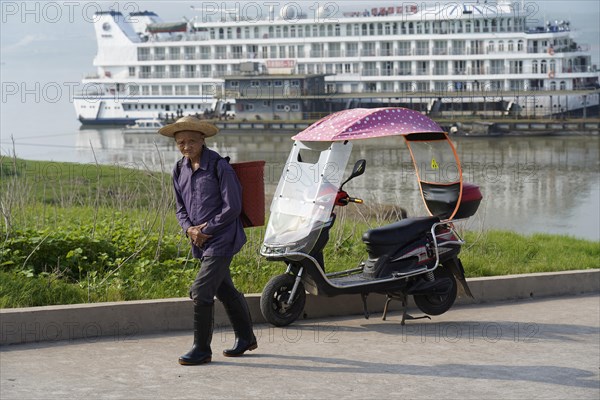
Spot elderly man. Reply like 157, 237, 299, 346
159, 116, 257, 365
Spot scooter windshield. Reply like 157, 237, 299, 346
263, 141, 353, 254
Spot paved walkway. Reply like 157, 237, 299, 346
1, 294, 599, 399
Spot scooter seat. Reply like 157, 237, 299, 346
362, 216, 440, 250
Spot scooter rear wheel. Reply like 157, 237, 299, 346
260, 273, 306, 327
413, 266, 457, 316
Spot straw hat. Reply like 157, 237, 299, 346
158, 116, 219, 138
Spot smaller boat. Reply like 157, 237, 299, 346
123, 119, 164, 133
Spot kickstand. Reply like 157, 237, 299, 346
382, 295, 393, 321
383, 294, 431, 325
361, 293, 370, 319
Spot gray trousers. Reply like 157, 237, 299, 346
189, 256, 244, 307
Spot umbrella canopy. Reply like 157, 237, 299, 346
292, 107, 444, 142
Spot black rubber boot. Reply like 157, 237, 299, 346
178, 303, 213, 365
222, 295, 258, 357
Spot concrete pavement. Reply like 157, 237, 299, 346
1, 294, 599, 399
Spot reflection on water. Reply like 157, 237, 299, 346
76, 128, 600, 240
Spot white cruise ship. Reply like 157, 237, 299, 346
74, 1, 599, 125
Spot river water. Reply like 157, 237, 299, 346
60, 128, 599, 241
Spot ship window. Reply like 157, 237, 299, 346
327, 25, 333, 36
416, 22, 423, 34
508, 41, 514, 51
498, 41, 504, 52
244, 27, 250, 38
219, 28, 224, 39
560, 81, 566, 90
253, 27, 259, 38
488, 41, 494, 53
154, 47, 165, 60
517, 40, 524, 51
243, 104, 254, 111
290, 26, 296, 38
305, 26, 310, 37
346, 25, 352, 36
312, 25, 318, 36
129, 67, 135, 77
335, 24, 340, 36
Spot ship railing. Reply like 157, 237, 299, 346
562, 66, 598, 73
360, 50, 377, 57
395, 49, 411, 56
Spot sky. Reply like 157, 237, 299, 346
1, 0, 599, 149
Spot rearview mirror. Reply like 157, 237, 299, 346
340, 159, 366, 189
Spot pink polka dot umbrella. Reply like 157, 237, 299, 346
292, 107, 444, 141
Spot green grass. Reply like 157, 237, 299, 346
1, 158, 598, 308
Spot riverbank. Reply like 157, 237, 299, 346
1, 158, 598, 308
211, 117, 600, 137
446, 118, 600, 136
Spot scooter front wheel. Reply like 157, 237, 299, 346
260, 273, 306, 327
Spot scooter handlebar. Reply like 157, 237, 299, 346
335, 191, 363, 206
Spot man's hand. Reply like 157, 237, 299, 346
187, 223, 212, 247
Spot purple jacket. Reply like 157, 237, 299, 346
172, 147, 246, 258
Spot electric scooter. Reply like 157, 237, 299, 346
260, 108, 482, 326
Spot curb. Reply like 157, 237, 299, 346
1, 269, 598, 346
